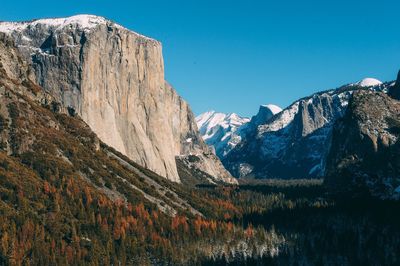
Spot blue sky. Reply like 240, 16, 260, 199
1, 0, 399, 117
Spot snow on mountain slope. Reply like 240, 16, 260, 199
196, 104, 282, 159
0, 14, 155, 42
196, 111, 250, 157
0, 15, 109, 32
262, 104, 282, 115
223, 81, 393, 179
356, 78, 382, 87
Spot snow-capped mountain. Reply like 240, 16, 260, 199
197, 104, 282, 158
222, 78, 393, 179
196, 111, 250, 158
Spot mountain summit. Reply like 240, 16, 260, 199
250, 104, 282, 125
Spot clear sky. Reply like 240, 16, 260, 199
1, 0, 399, 117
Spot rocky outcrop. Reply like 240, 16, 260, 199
249, 104, 282, 126
324, 90, 400, 199
0, 15, 234, 183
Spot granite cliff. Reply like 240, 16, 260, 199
0, 15, 235, 183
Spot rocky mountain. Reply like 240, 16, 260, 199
249, 104, 282, 126
196, 111, 250, 157
0, 15, 235, 184
325, 80, 400, 199
0, 30, 204, 218
196, 105, 282, 159
222, 78, 391, 179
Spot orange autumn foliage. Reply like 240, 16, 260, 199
245, 224, 254, 238
171, 215, 189, 232
211, 199, 239, 213
83, 186, 93, 206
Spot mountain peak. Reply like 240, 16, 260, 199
260, 104, 282, 115
356, 78, 382, 87
250, 104, 282, 125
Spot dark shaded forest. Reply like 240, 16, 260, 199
199, 181, 400, 265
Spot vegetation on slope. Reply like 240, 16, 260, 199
0, 54, 283, 264
198, 181, 400, 265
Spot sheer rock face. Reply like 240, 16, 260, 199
325, 90, 400, 199
0, 15, 234, 183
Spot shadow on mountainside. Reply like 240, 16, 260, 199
197, 181, 400, 265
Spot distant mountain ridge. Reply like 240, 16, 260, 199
199, 78, 393, 179
196, 111, 250, 158
196, 104, 282, 158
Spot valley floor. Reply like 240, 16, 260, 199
196, 179, 400, 265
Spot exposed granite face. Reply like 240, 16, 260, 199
325, 90, 400, 199
0, 33, 56, 155
249, 105, 281, 126
0, 15, 235, 183
0, 33, 54, 107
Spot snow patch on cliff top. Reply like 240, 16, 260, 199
0, 15, 108, 32
0, 14, 156, 42
356, 78, 382, 87
261, 104, 282, 115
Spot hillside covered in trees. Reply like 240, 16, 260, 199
0, 33, 283, 265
